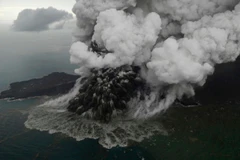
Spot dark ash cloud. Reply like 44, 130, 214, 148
12, 7, 73, 32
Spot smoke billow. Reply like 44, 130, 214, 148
70, 0, 240, 117
26, 0, 240, 148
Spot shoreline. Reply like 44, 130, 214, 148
0, 72, 79, 100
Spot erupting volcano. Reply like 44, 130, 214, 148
67, 0, 240, 121
68, 42, 146, 122
25, 0, 240, 148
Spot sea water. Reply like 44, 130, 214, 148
2, 95, 240, 159
0, 99, 158, 160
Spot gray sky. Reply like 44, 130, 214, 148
0, 0, 76, 55
0, 0, 75, 24
0, 1, 76, 73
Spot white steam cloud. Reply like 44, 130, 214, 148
150, 0, 239, 21
24, 0, 240, 149
70, 0, 240, 118
72, 0, 136, 41
70, 9, 161, 70
13, 7, 73, 32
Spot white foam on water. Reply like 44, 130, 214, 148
39, 78, 83, 108
25, 105, 167, 149
25, 80, 168, 149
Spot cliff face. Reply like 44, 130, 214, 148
0, 72, 79, 99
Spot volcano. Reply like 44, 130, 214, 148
68, 0, 240, 122
67, 42, 145, 122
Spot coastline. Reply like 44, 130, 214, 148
0, 72, 79, 100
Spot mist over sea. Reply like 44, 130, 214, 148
0, 51, 75, 91
0, 25, 76, 91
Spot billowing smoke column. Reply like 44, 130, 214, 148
68, 0, 240, 121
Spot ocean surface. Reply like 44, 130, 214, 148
1, 52, 240, 160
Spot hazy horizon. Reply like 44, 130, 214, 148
0, 0, 77, 91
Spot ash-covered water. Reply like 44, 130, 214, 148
25, 80, 167, 149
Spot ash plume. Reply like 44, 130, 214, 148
25, 0, 240, 148
69, 0, 240, 119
